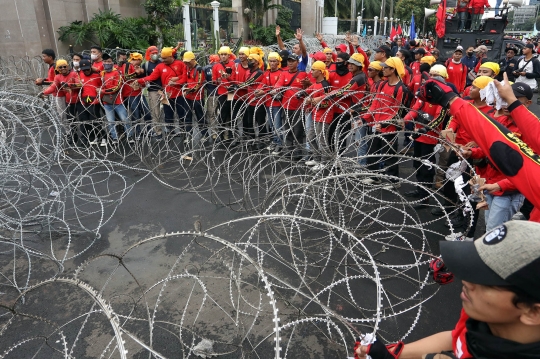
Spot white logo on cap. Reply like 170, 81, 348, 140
518, 86, 525, 91
483, 224, 507, 245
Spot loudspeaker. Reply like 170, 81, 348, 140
425, 8, 437, 17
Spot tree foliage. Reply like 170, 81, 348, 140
395, 0, 436, 36
143, 0, 177, 47
251, 7, 294, 46
58, 9, 154, 49
325, 0, 386, 21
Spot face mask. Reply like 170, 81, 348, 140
91, 54, 98, 60
467, 52, 473, 56
248, 61, 257, 68
103, 63, 113, 72
72, 61, 80, 68
151, 54, 159, 61
335, 61, 349, 75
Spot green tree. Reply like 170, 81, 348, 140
395, 0, 436, 36
251, 7, 294, 45
58, 9, 153, 49
144, 0, 177, 48
325, 0, 386, 22
517, 16, 540, 31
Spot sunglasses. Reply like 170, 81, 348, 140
57, 66, 68, 69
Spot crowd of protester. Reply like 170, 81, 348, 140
33, 27, 540, 359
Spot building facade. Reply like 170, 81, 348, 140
513, 5, 537, 24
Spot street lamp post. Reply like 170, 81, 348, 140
183, 0, 192, 50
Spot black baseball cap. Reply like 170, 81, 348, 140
278, 49, 289, 59
441, 221, 540, 301
413, 48, 426, 55
525, 43, 536, 53
102, 53, 112, 61
80, 59, 92, 70
512, 83, 533, 100
375, 45, 391, 58
287, 53, 299, 61
505, 47, 517, 53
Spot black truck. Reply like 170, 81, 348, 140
436, 8, 525, 62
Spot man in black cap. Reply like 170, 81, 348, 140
411, 48, 426, 75
498, 47, 519, 82
356, 220, 540, 359
515, 43, 540, 91
374, 45, 391, 63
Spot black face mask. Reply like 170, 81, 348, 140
467, 52, 474, 56
336, 61, 349, 76
248, 61, 257, 69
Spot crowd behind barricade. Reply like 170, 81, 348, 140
33, 27, 540, 359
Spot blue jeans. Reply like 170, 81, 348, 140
305, 113, 313, 151
104, 103, 132, 140
485, 193, 524, 232
354, 124, 368, 166
495, 0, 503, 15
266, 106, 283, 145
457, 11, 467, 30
162, 97, 187, 133
127, 95, 152, 136
185, 98, 207, 137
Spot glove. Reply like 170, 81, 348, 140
411, 127, 427, 140
418, 79, 458, 108
429, 258, 454, 285
227, 84, 238, 93
295, 90, 307, 99
354, 336, 405, 359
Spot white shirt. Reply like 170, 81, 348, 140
516, 56, 538, 90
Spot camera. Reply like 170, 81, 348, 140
225, 67, 233, 75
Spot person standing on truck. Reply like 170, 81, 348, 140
469, 0, 490, 31
515, 43, 540, 91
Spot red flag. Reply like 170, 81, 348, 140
397, 24, 403, 36
435, 0, 447, 38
390, 26, 397, 40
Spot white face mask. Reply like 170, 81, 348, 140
91, 54, 98, 61
72, 61, 80, 68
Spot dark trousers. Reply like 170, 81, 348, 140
162, 97, 187, 132
283, 109, 304, 153
328, 112, 351, 155
413, 141, 436, 197
217, 94, 232, 136
367, 131, 399, 180
76, 102, 100, 144
185, 99, 206, 136
243, 104, 267, 139
66, 103, 79, 144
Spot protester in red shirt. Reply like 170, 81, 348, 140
100, 53, 133, 145
90, 45, 105, 72
237, 53, 266, 148
211, 46, 236, 141
446, 48, 468, 94
469, 0, 490, 30
254, 52, 283, 153
301, 61, 333, 171
76, 59, 102, 146
361, 57, 410, 188
411, 48, 426, 75
356, 220, 540, 359
137, 47, 187, 137
42, 59, 81, 145
181, 51, 207, 144
273, 53, 308, 160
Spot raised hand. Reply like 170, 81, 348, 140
276, 25, 281, 37
295, 28, 304, 41
315, 31, 323, 42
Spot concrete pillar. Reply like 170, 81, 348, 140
183, 0, 192, 51
211, 1, 220, 48
383, 16, 388, 35
374, 16, 378, 35
357, 16, 362, 34
232, 0, 246, 40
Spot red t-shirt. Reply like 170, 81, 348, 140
101, 69, 124, 105
232, 62, 250, 100
305, 80, 334, 123
212, 60, 235, 96
78, 71, 102, 105
138, 60, 186, 98
328, 71, 353, 114
362, 80, 406, 133
446, 61, 468, 94
182, 64, 205, 101
275, 70, 308, 110
260, 69, 282, 107
451, 310, 473, 359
